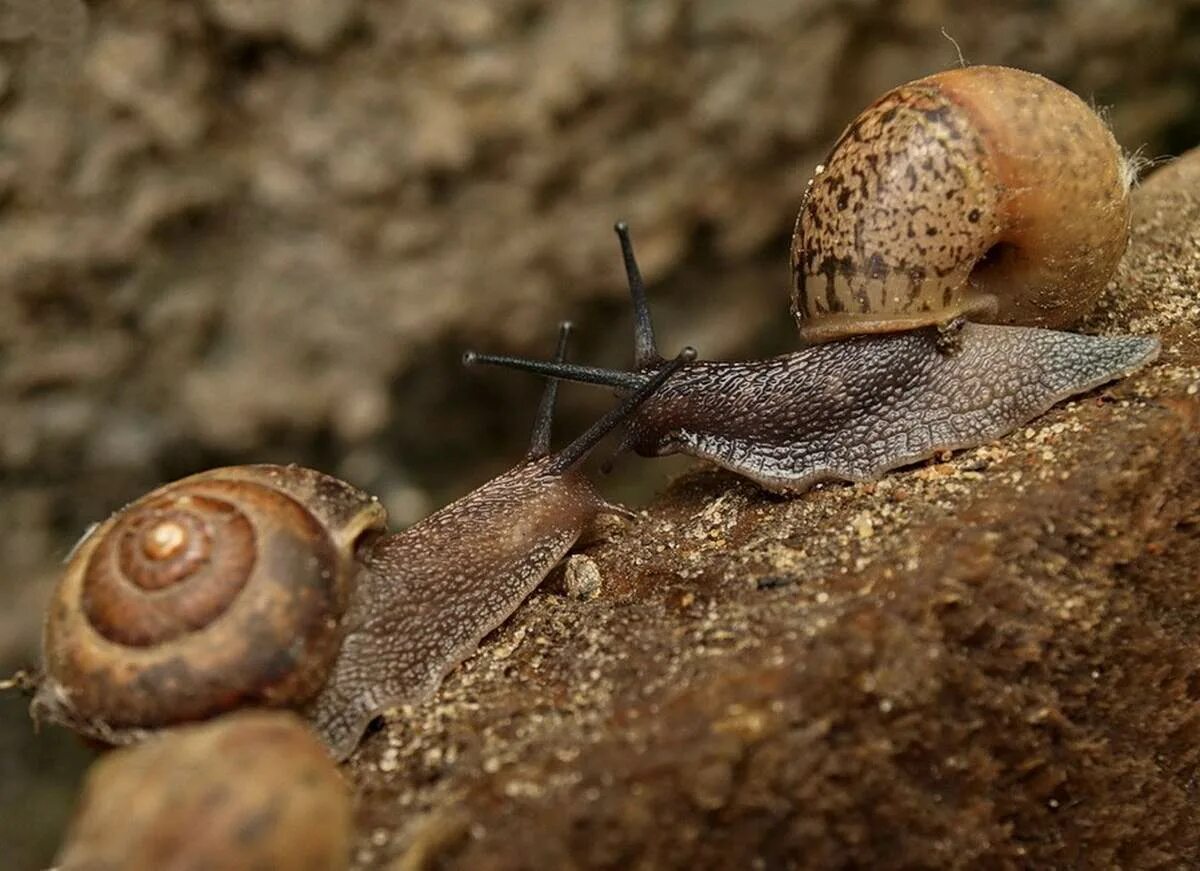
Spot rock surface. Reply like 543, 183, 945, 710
343, 152, 1200, 868
2, 2, 1199, 867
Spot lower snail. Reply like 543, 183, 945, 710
464, 66, 1161, 493
31, 325, 694, 760
55, 711, 351, 871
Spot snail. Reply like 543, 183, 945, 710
55, 711, 351, 871
463, 66, 1161, 493
31, 324, 695, 760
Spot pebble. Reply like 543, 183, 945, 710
563, 554, 602, 600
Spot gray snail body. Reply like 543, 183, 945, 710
465, 66, 1160, 493
32, 327, 692, 760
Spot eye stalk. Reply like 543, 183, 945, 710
463, 222, 680, 391
526, 321, 574, 460
614, 221, 662, 369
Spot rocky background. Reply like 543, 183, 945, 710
2, 0, 1199, 867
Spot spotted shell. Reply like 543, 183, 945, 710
790, 65, 1131, 344
34, 465, 386, 742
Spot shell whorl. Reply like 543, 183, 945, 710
790, 65, 1131, 344
36, 465, 387, 737
81, 493, 256, 647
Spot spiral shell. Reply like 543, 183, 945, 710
34, 465, 387, 742
55, 711, 351, 871
790, 65, 1131, 344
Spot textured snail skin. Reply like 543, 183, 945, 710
306, 458, 605, 759
55, 711, 351, 871
791, 66, 1132, 344
619, 325, 1159, 492
467, 147, 1157, 496
309, 347, 692, 759
472, 325, 1158, 493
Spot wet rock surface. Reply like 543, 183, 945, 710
343, 152, 1200, 868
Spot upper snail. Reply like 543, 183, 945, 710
465, 66, 1160, 493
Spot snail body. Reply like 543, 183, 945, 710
33, 328, 693, 760
465, 67, 1160, 493
613, 324, 1154, 492
55, 711, 351, 871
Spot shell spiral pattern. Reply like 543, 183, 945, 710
81, 492, 256, 647
35, 468, 378, 737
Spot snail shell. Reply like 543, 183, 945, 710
55, 711, 351, 871
791, 65, 1132, 344
35, 464, 386, 740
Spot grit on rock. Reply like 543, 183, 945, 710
345, 151, 1200, 868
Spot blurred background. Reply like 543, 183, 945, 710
2, 0, 1199, 866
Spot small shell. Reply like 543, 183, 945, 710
791, 66, 1130, 343
55, 710, 351, 871
34, 464, 387, 743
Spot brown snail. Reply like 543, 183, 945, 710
464, 66, 1160, 493
32, 325, 694, 760
55, 711, 351, 871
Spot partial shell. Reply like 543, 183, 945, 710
55, 711, 351, 871
791, 65, 1131, 343
34, 464, 387, 743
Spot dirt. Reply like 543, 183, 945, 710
2, 1, 1200, 868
